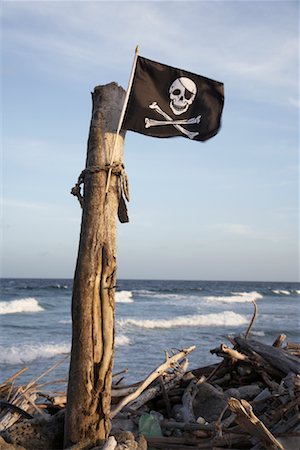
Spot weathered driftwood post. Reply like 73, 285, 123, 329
64, 83, 126, 447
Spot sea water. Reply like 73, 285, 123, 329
0, 279, 299, 390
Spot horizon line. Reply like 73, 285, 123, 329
1, 276, 299, 284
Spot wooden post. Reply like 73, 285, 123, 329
64, 83, 126, 448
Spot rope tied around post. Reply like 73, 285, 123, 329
71, 163, 130, 222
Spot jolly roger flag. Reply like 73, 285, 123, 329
122, 56, 224, 142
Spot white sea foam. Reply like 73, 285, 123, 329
150, 293, 187, 300
147, 293, 181, 299
135, 290, 189, 300
0, 298, 44, 315
272, 290, 290, 295
59, 319, 72, 324
1, 333, 130, 364
116, 291, 133, 303
118, 311, 248, 329
0, 343, 70, 364
54, 284, 68, 289
115, 335, 130, 346
250, 331, 265, 337
134, 289, 155, 296
295, 290, 300, 295
203, 291, 263, 303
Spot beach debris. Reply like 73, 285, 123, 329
101, 436, 117, 450
1, 411, 64, 450
0, 435, 26, 450
228, 397, 284, 449
0, 333, 299, 450
111, 346, 195, 418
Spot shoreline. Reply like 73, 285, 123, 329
1, 327, 299, 450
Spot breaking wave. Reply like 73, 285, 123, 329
0, 343, 70, 364
115, 335, 130, 346
49, 284, 69, 289
0, 298, 44, 315
138, 292, 186, 300
271, 290, 291, 296
116, 291, 133, 303
23, 284, 70, 290
0, 334, 130, 365
134, 289, 155, 296
118, 311, 248, 329
204, 291, 263, 303
250, 330, 265, 337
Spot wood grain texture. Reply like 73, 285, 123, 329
64, 83, 125, 448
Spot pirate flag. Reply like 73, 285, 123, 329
122, 56, 224, 142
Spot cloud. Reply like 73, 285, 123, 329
288, 97, 300, 108
226, 223, 255, 237
1, 198, 50, 211
3, 2, 184, 78
272, 207, 299, 221
1, 198, 80, 224
3, 0, 298, 102
215, 223, 294, 243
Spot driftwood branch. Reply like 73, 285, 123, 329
102, 436, 117, 450
180, 378, 199, 422
245, 300, 258, 338
218, 344, 248, 362
272, 334, 287, 348
234, 336, 300, 375
110, 346, 195, 418
159, 376, 172, 418
129, 359, 189, 411
228, 397, 284, 449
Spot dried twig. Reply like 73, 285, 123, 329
245, 300, 257, 338
24, 355, 69, 393
0, 368, 28, 389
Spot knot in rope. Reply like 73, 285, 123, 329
71, 163, 129, 209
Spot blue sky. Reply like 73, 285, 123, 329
1, 0, 299, 281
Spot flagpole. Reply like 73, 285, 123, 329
105, 45, 139, 195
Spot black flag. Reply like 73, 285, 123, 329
122, 56, 224, 142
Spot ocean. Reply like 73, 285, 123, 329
0, 278, 299, 391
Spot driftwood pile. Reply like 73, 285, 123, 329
0, 320, 299, 449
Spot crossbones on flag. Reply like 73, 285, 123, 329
122, 56, 224, 142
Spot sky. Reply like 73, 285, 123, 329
1, 0, 299, 282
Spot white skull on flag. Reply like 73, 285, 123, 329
169, 77, 197, 115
